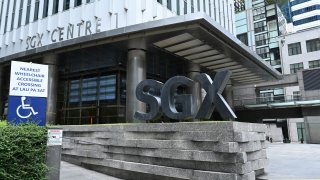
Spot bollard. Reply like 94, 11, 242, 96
46, 128, 63, 180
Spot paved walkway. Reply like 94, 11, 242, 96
259, 143, 320, 179
60, 161, 121, 180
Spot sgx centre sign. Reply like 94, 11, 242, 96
134, 70, 237, 121
8, 61, 48, 126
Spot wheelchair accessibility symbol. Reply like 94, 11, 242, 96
8, 95, 47, 126
16, 96, 38, 118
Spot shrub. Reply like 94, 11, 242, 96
0, 121, 7, 127
0, 123, 48, 180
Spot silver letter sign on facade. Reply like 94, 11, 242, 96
134, 70, 237, 121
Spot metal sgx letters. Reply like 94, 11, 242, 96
135, 70, 237, 121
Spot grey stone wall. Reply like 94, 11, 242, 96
61, 122, 267, 180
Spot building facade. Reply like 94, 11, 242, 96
0, 0, 281, 125
280, 1, 293, 23
235, 0, 287, 73
279, 26, 320, 142
0, 0, 236, 58
291, 0, 320, 31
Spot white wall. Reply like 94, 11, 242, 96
288, 118, 304, 142
280, 27, 320, 75
266, 123, 283, 142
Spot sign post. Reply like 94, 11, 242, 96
8, 61, 48, 126
46, 128, 63, 180
7, 61, 62, 180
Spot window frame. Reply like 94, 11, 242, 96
306, 38, 320, 53
309, 59, 320, 69
290, 62, 304, 73
288, 42, 302, 56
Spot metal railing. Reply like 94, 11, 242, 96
234, 95, 320, 108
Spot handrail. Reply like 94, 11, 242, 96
234, 95, 320, 107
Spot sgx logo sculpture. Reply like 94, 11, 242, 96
135, 70, 237, 121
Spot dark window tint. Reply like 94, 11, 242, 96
288, 42, 302, 56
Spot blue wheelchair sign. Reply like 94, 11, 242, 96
8, 96, 46, 126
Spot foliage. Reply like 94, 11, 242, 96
0, 123, 48, 180
0, 121, 7, 127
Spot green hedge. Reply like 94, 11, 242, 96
0, 124, 48, 180
0, 121, 6, 127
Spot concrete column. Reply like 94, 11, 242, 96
126, 49, 146, 123
43, 54, 58, 125
223, 83, 234, 108
0, 65, 4, 118
187, 63, 202, 119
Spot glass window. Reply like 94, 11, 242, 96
52, 0, 59, 14
64, 0, 70, 10
25, 0, 31, 25
234, 0, 245, 13
184, 0, 187, 14
74, 0, 82, 7
309, 59, 320, 69
34, 0, 40, 21
82, 77, 97, 102
99, 75, 116, 101
256, 47, 269, 59
255, 33, 268, 46
203, 0, 206, 12
253, 6, 265, 20
86, 0, 94, 3
306, 38, 320, 52
167, 0, 171, 10
293, 15, 320, 26
69, 75, 116, 103
292, 5, 317, 16
3, 0, 11, 33
254, 21, 266, 33
290, 63, 304, 73
237, 33, 248, 46
209, 0, 211, 16
197, 0, 200, 11
293, 91, 300, 101
17, 0, 23, 27
43, 0, 49, 18
0, 1, 3, 28
191, 0, 194, 13
69, 80, 80, 103
10, 0, 17, 30
288, 42, 302, 56
176, 0, 180, 15
268, 20, 277, 31
266, 5, 276, 16
297, 122, 305, 142
157, 0, 162, 4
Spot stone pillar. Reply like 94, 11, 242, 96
223, 83, 234, 108
0, 65, 4, 118
126, 49, 146, 123
43, 54, 58, 125
187, 63, 202, 118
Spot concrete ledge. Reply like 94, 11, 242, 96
62, 122, 267, 133
61, 122, 267, 179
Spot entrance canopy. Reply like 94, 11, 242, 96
2, 13, 281, 84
